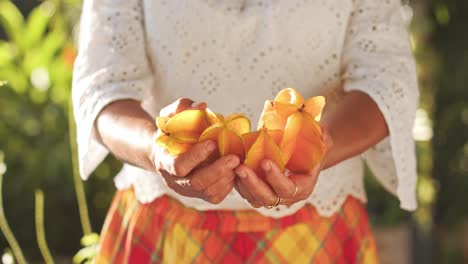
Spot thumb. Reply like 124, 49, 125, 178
160, 98, 195, 117
190, 102, 207, 110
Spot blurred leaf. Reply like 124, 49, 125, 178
0, 68, 29, 93
49, 55, 73, 106
39, 27, 67, 64
22, 28, 66, 74
22, 50, 46, 76
25, 1, 56, 49
29, 86, 48, 104
434, 3, 450, 26
0, 1, 25, 50
0, 41, 16, 68
38, 28, 67, 65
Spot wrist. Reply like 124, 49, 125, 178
319, 123, 335, 170
145, 126, 159, 172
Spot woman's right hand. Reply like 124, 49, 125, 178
151, 99, 240, 204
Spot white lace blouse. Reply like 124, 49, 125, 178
72, 0, 419, 218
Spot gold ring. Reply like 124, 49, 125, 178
274, 197, 282, 206
264, 197, 282, 209
290, 184, 299, 199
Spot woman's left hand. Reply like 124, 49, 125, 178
234, 161, 321, 208
234, 131, 332, 209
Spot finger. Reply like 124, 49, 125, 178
159, 98, 193, 117
189, 155, 240, 191
203, 180, 234, 204
189, 102, 207, 111
169, 140, 217, 177
262, 160, 296, 198
234, 179, 254, 202
236, 182, 263, 208
305, 162, 323, 177
174, 98, 195, 113
235, 165, 278, 207
202, 170, 235, 198
280, 173, 319, 205
159, 98, 207, 117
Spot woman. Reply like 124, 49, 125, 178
73, 0, 418, 263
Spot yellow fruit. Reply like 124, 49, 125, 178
155, 109, 211, 156
243, 127, 284, 178
199, 112, 250, 160
259, 88, 326, 173
280, 112, 326, 173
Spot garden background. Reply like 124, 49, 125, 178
0, 0, 467, 263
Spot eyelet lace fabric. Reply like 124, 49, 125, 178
72, 0, 418, 218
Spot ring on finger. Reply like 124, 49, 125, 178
290, 184, 299, 199
275, 197, 282, 206
264, 197, 282, 209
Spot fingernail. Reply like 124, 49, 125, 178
206, 142, 216, 152
227, 156, 240, 168
237, 169, 247, 179
193, 102, 203, 107
262, 160, 271, 172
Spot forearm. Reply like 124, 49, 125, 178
95, 99, 157, 171
320, 91, 388, 170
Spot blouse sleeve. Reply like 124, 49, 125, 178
72, 0, 154, 180
341, 0, 419, 210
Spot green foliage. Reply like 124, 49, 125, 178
432, 0, 468, 226
0, 151, 27, 264
0, 0, 115, 260
0, 3, 68, 99
429, 0, 468, 263
0, 1, 26, 51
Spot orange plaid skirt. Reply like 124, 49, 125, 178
96, 189, 379, 263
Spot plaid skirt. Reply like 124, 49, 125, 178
95, 189, 379, 264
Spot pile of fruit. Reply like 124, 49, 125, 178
156, 88, 326, 176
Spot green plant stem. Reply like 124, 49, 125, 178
35, 190, 54, 264
68, 101, 93, 235
0, 173, 28, 264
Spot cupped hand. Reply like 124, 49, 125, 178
151, 98, 240, 204
234, 161, 321, 208
235, 131, 333, 208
